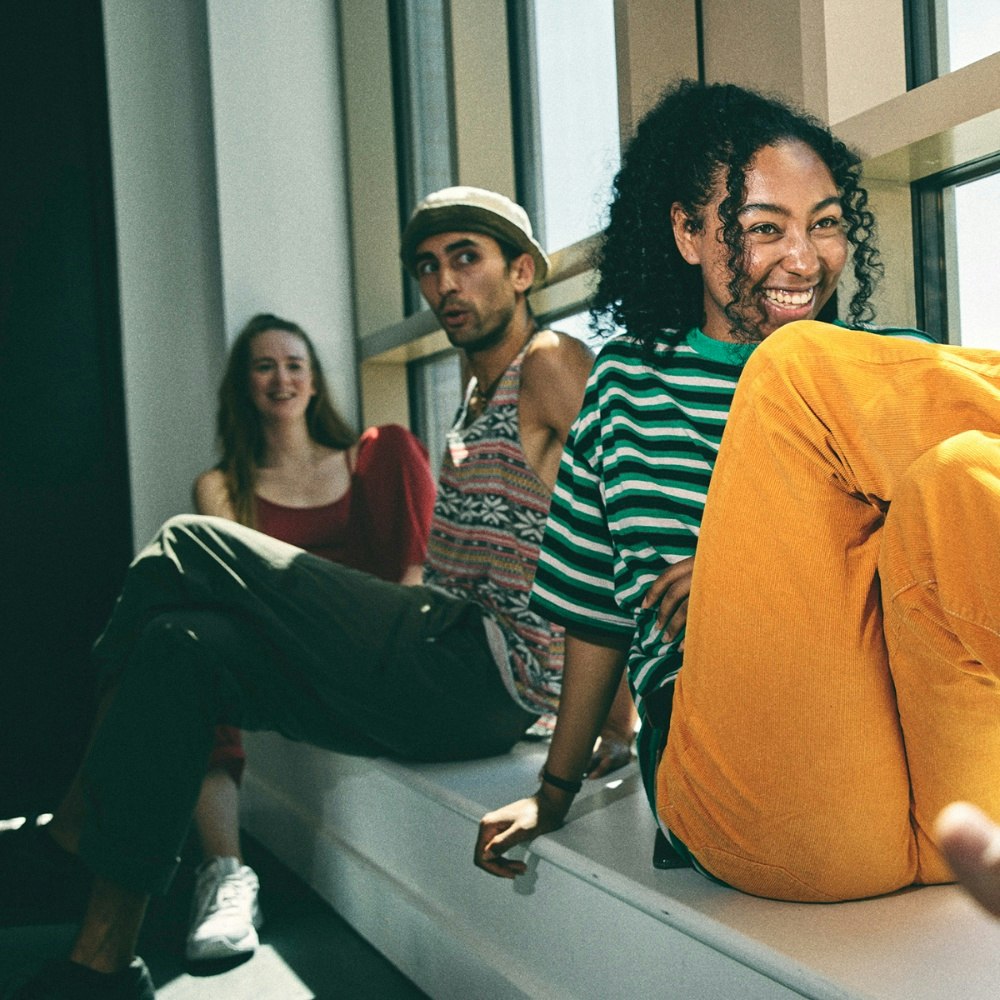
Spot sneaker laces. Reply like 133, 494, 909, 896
192, 860, 258, 925
210, 875, 252, 914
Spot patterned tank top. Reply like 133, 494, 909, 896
423, 338, 564, 714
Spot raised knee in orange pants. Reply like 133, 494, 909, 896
658, 321, 1000, 901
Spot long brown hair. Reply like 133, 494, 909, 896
216, 313, 357, 527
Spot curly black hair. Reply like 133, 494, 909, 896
590, 79, 882, 356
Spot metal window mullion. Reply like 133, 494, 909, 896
904, 0, 938, 89
911, 182, 947, 341
507, 0, 545, 248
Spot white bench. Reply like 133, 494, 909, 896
241, 733, 1000, 999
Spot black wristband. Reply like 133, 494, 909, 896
541, 768, 583, 794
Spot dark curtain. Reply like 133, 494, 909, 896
0, 1, 133, 815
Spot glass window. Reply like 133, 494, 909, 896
907, 0, 1000, 84
510, 0, 621, 252
408, 350, 463, 473
389, 0, 456, 314
937, 1, 1000, 74
943, 169, 1000, 348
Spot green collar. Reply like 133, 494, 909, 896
684, 327, 757, 365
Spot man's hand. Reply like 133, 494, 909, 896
588, 729, 634, 779
642, 556, 694, 647
475, 792, 571, 879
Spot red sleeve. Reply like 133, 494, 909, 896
349, 424, 436, 582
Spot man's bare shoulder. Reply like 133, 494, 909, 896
519, 329, 595, 442
522, 328, 595, 385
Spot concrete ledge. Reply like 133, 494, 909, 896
240, 734, 1000, 999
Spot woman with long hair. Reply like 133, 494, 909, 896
189, 313, 435, 960
477, 80, 1000, 904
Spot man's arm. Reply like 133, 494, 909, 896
518, 329, 594, 491
588, 671, 637, 778
519, 330, 638, 772
475, 629, 629, 878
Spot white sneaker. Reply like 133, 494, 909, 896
185, 856, 263, 961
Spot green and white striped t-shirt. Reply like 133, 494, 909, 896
530, 323, 930, 802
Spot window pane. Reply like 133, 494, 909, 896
944, 170, 1000, 348
516, 0, 620, 251
408, 350, 463, 474
390, 0, 456, 314
936, 2, 1000, 74
400, 0, 454, 200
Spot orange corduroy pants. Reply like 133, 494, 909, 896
659, 321, 1000, 902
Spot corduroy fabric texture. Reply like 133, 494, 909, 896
659, 321, 1000, 902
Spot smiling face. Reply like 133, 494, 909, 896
247, 329, 317, 422
671, 140, 848, 342
413, 231, 534, 354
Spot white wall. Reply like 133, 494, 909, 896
206, 1, 358, 410
102, 0, 357, 550
102, 0, 225, 550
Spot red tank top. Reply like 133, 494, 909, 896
255, 491, 352, 564
252, 424, 436, 582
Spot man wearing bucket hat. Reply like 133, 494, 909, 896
400, 186, 583, 543
6, 187, 635, 999
400, 186, 550, 289
399, 184, 635, 751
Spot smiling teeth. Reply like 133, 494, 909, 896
765, 288, 814, 306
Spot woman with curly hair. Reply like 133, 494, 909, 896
189, 313, 435, 960
478, 80, 1000, 903
589, 77, 880, 350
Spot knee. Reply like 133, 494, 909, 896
157, 512, 219, 543
148, 513, 250, 566
914, 429, 998, 473
899, 430, 1000, 504
883, 431, 1000, 601
137, 513, 210, 560
161, 513, 201, 532
745, 320, 900, 392
126, 611, 230, 695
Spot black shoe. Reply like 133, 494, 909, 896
0, 819, 91, 927
7, 958, 155, 999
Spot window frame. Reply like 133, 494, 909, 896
506, 0, 544, 248
406, 346, 462, 471
912, 152, 1000, 344
388, 0, 458, 316
904, 0, 938, 89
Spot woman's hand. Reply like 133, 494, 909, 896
476, 632, 630, 879
641, 556, 694, 647
474, 789, 573, 879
